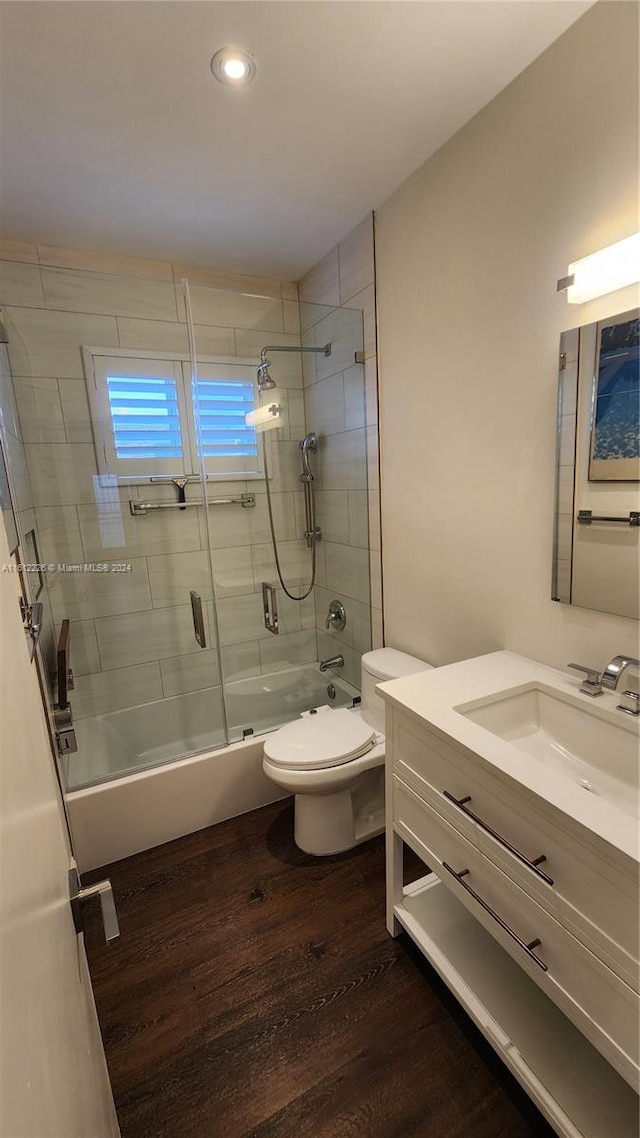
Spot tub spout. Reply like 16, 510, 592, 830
319, 655, 344, 672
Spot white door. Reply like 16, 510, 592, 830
0, 518, 120, 1138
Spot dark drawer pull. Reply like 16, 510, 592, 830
443, 791, 554, 886
442, 862, 548, 972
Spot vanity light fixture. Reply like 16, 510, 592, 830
210, 47, 257, 86
557, 232, 640, 304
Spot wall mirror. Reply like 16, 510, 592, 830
552, 307, 639, 620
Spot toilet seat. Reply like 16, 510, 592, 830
263, 708, 376, 771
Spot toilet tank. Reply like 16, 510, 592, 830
360, 648, 433, 734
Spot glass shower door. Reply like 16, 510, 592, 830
1, 268, 227, 790
190, 280, 368, 743
65, 341, 227, 786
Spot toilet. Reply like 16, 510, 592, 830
262, 648, 432, 856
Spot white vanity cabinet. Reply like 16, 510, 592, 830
380, 652, 640, 1138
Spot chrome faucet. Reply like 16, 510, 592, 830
319, 655, 344, 672
600, 655, 640, 691
568, 656, 640, 710
567, 663, 604, 696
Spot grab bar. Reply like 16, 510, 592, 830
577, 510, 640, 526
261, 581, 279, 635
148, 475, 255, 485
130, 493, 255, 515
190, 591, 207, 648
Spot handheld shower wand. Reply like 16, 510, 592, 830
299, 433, 319, 548
256, 346, 330, 601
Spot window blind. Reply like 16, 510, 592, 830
194, 379, 257, 458
106, 375, 183, 460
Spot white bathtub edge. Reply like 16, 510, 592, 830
67, 737, 288, 873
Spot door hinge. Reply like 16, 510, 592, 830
68, 867, 120, 943
54, 703, 77, 756
56, 726, 78, 756
19, 597, 43, 661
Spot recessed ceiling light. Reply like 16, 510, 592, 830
211, 47, 257, 86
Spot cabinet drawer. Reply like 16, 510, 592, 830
393, 712, 639, 980
393, 775, 639, 1090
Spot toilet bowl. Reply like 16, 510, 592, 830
262, 648, 432, 855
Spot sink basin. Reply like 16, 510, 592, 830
456, 683, 639, 819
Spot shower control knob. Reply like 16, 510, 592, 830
326, 599, 347, 632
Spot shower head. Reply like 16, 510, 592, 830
257, 341, 332, 393
257, 359, 277, 392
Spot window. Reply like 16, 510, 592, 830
84, 350, 262, 480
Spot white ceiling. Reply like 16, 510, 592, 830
0, 1, 591, 280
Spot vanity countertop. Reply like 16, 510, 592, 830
378, 650, 640, 865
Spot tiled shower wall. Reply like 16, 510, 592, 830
298, 214, 383, 685
0, 342, 33, 536
0, 241, 316, 721
0, 339, 60, 678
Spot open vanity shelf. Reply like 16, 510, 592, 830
395, 872, 638, 1138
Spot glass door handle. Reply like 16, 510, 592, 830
53, 618, 78, 756
261, 581, 279, 635
190, 590, 207, 648
56, 618, 73, 708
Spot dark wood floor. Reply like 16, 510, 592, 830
85, 800, 555, 1138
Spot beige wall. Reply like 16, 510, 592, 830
298, 213, 383, 682
375, 1, 639, 672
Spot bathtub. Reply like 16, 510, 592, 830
66, 662, 359, 872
